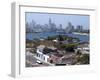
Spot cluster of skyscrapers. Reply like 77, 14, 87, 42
26, 18, 88, 33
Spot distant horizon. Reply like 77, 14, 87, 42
26, 12, 90, 30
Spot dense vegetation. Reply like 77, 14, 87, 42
47, 35, 79, 42
60, 43, 79, 52
76, 54, 89, 64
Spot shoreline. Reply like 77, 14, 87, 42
72, 32, 89, 36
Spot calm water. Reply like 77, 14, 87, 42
26, 32, 89, 42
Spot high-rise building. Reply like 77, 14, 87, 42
59, 24, 63, 30
48, 18, 57, 32
65, 22, 74, 33
76, 25, 83, 32
49, 18, 52, 25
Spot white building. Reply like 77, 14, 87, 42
75, 43, 89, 54
75, 47, 89, 54
36, 45, 49, 62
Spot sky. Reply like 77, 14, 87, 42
25, 12, 90, 30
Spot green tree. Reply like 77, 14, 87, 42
75, 54, 89, 64
60, 43, 78, 52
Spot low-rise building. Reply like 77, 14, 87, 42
36, 45, 63, 64
75, 43, 89, 54
36, 45, 49, 62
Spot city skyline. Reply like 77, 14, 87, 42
26, 12, 90, 30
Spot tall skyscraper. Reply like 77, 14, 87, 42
65, 22, 74, 33
48, 18, 56, 32
49, 18, 52, 26
76, 25, 83, 32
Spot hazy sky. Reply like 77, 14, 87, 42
25, 12, 90, 30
